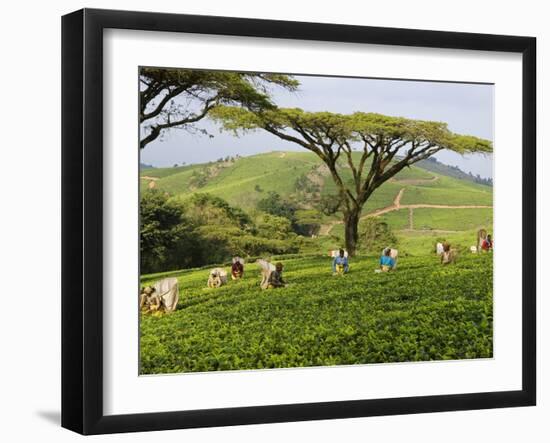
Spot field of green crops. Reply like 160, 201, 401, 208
141, 151, 493, 214
140, 253, 493, 374
400, 176, 492, 206
353, 207, 493, 234
412, 207, 493, 231
139, 150, 494, 374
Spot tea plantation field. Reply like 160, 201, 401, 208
141, 151, 493, 214
140, 253, 493, 374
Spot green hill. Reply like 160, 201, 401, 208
140, 151, 493, 255
141, 151, 491, 206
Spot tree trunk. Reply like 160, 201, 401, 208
344, 210, 360, 256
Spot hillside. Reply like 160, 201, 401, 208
141, 151, 492, 206
140, 151, 493, 255
140, 153, 494, 375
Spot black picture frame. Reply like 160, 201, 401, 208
61, 8, 536, 435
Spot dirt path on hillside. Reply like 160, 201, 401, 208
365, 187, 406, 218
320, 187, 492, 235
141, 175, 160, 189
318, 220, 340, 236
362, 187, 491, 218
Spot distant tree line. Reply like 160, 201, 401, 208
417, 156, 493, 187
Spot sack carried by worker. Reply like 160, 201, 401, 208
153, 277, 179, 312
207, 268, 228, 288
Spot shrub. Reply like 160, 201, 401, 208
257, 191, 297, 222
140, 190, 197, 273
360, 218, 398, 254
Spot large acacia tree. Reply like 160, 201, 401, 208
139, 68, 298, 149
211, 107, 492, 255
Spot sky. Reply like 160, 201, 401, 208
140, 74, 494, 178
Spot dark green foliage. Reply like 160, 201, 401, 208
257, 191, 297, 222
293, 209, 323, 237
318, 193, 343, 216
189, 193, 252, 230
140, 191, 298, 273
193, 226, 298, 264
140, 254, 493, 373
360, 218, 398, 254
140, 190, 196, 274
187, 197, 299, 261
256, 191, 320, 236
293, 223, 321, 237
255, 213, 294, 240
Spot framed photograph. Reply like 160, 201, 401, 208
61, 8, 536, 435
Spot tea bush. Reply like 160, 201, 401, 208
140, 253, 493, 374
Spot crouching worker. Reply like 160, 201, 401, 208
441, 242, 456, 265
379, 248, 396, 272
139, 286, 162, 314
140, 277, 179, 315
231, 257, 244, 280
332, 248, 349, 275
268, 262, 286, 289
257, 259, 276, 289
207, 268, 228, 288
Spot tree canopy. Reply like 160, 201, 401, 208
211, 106, 492, 255
139, 68, 299, 148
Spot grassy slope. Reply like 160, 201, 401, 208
326, 205, 492, 242
140, 254, 493, 374
190, 152, 317, 209
140, 151, 493, 255
400, 175, 492, 206
378, 209, 411, 230
141, 151, 492, 215
413, 207, 493, 231
145, 152, 316, 209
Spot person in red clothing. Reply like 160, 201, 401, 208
231, 257, 244, 280
481, 234, 493, 251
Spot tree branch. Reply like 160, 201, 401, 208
141, 85, 190, 122
140, 99, 216, 149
